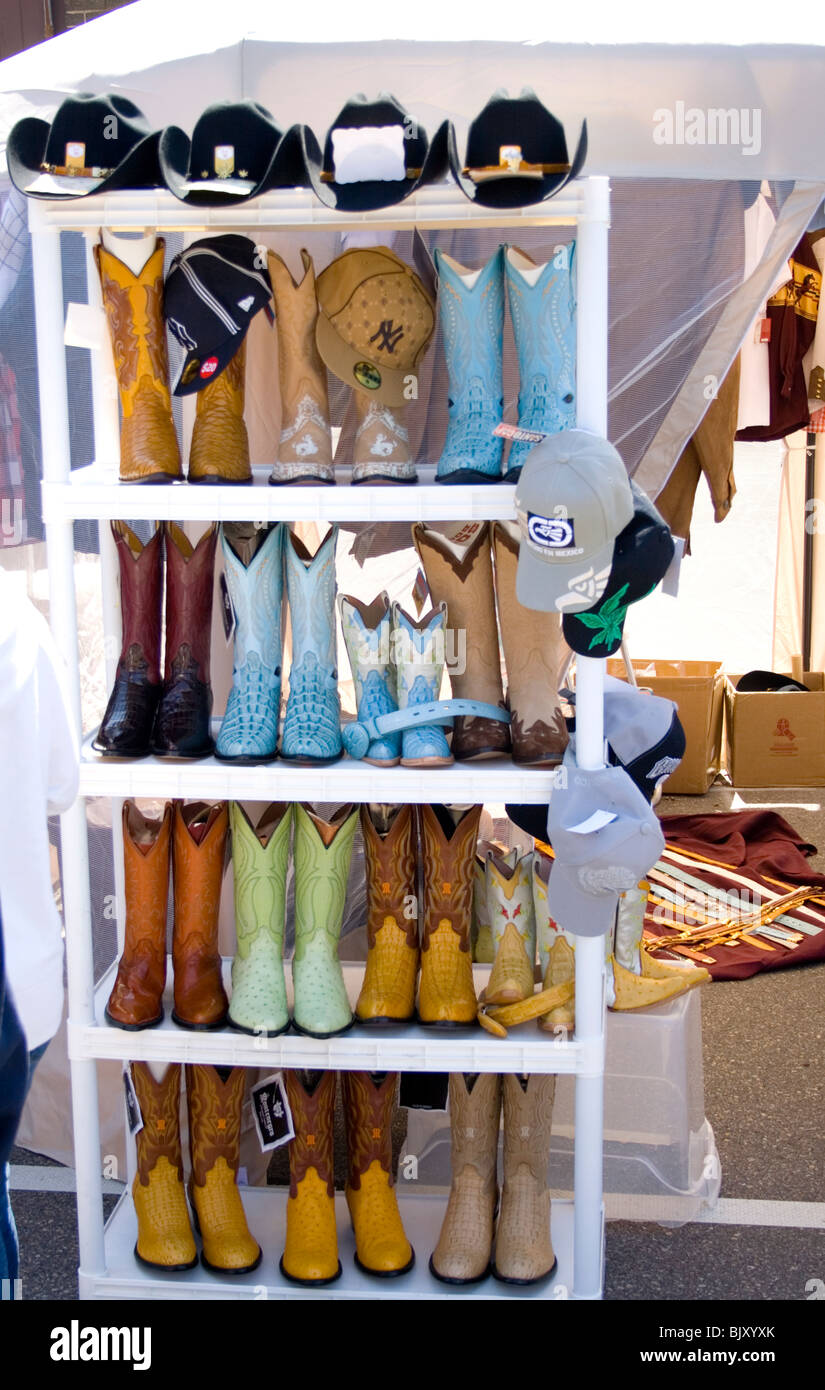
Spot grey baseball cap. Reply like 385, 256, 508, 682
546, 748, 665, 937
570, 675, 686, 800
514, 430, 634, 613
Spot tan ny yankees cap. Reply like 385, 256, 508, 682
314, 246, 435, 405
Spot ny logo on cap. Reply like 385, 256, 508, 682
370, 320, 405, 354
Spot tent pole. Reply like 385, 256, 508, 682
802, 430, 816, 672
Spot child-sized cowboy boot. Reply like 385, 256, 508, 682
281, 527, 342, 764
292, 803, 358, 1037
106, 801, 170, 1030
611, 884, 710, 1009
430, 1072, 501, 1283
483, 848, 536, 1005
352, 393, 416, 484
152, 523, 217, 759
417, 803, 480, 1026
355, 804, 419, 1025
268, 249, 335, 485
188, 339, 252, 484
171, 801, 229, 1030
281, 1068, 340, 1285
434, 247, 504, 483
131, 1062, 197, 1271
393, 601, 452, 768
216, 522, 284, 763
339, 592, 400, 766
186, 1064, 261, 1274
227, 802, 291, 1036
343, 1071, 414, 1276
504, 243, 576, 481
493, 1073, 557, 1284
93, 523, 163, 758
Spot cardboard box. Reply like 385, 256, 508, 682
725, 672, 825, 787
606, 659, 725, 794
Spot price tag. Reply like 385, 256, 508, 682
123, 1065, 143, 1136
250, 1072, 294, 1153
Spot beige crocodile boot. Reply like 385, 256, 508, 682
493, 1073, 557, 1284
429, 1072, 501, 1284
268, 249, 334, 484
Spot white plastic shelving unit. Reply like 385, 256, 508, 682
31, 176, 610, 1301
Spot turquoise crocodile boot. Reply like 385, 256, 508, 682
393, 602, 453, 767
216, 523, 284, 763
504, 244, 577, 481
339, 591, 400, 766
281, 527, 343, 764
292, 802, 359, 1037
434, 246, 504, 484
228, 802, 290, 1036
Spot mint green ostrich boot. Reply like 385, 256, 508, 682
292, 802, 359, 1037
228, 802, 291, 1036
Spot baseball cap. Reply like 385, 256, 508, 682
562, 482, 674, 656
514, 430, 634, 613
314, 246, 435, 405
545, 751, 665, 937
164, 236, 272, 396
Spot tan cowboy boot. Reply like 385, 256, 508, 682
492, 520, 570, 766
131, 1062, 197, 1271
355, 804, 419, 1025
268, 249, 334, 484
483, 848, 536, 1005
533, 849, 576, 1033
611, 884, 710, 1008
430, 1072, 501, 1283
105, 802, 170, 1030
411, 522, 510, 759
352, 393, 416, 483
281, 1069, 340, 1285
417, 804, 480, 1026
342, 1071, 414, 1276
493, 1073, 557, 1284
94, 239, 182, 483
188, 339, 251, 484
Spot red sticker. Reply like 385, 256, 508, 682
199, 356, 219, 378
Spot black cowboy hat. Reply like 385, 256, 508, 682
448, 88, 587, 209
8, 92, 162, 199
159, 100, 284, 206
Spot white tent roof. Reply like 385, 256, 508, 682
1, 0, 824, 180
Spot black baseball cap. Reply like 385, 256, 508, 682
562, 482, 674, 657
164, 236, 272, 396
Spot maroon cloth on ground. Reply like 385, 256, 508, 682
652, 810, 825, 980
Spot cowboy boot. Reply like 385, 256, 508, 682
430, 1072, 501, 1283
493, 1073, 557, 1284
94, 238, 182, 483
611, 884, 710, 1009
472, 844, 500, 964
339, 592, 400, 766
171, 801, 229, 1030
533, 850, 576, 1033
434, 246, 504, 484
504, 244, 576, 481
492, 520, 570, 766
268, 249, 334, 485
106, 802, 170, 1029
411, 522, 510, 760
152, 523, 217, 759
93, 522, 164, 757
393, 602, 452, 768
355, 804, 418, 1025
343, 1071, 414, 1276
418, 803, 480, 1026
292, 803, 358, 1037
281, 527, 342, 764
352, 393, 416, 484
281, 1069, 340, 1284
227, 802, 290, 1036
188, 339, 252, 484
131, 1062, 197, 1270
186, 1064, 261, 1274
483, 848, 536, 1005
215, 522, 284, 763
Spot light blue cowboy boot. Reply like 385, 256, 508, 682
338, 591, 400, 765
393, 602, 453, 766
216, 523, 283, 763
434, 246, 504, 484
504, 243, 577, 481
281, 526, 343, 764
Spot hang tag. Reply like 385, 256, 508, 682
65, 141, 86, 172
123, 1065, 143, 1137
219, 572, 235, 642
493, 422, 547, 444
411, 567, 429, 616
808, 365, 825, 402
399, 1073, 449, 1111
757, 317, 771, 344
661, 534, 685, 597
331, 125, 406, 184
568, 809, 619, 834
250, 1072, 294, 1153
214, 145, 235, 178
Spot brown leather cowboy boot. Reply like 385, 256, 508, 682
186, 1064, 261, 1273
94, 239, 182, 483
106, 801, 171, 1029
430, 1072, 501, 1283
268, 250, 334, 485
411, 521, 510, 760
355, 804, 419, 1025
131, 1062, 197, 1270
152, 522, 217, 758
171, 801, 229, 1029
492, 520, 570, 766
281, 1069, 340, 1284
342, 1071, 413, 1276
93, 522, 163, 757
188, 340, 252, 485
417, 804, 480, 1026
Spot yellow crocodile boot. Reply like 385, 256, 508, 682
94, 239, 182, 483
343, 1071, 414, 1276
430, 1072, 501, 1284
355, 804, 419, 1024
281, 1069, 341, 1285
611, 884, 710, 1009
417, 804, 481, 1026
185, 1065, 261, 1274
483, 848, 536, 1005
533, 850, 576, 1034
131, 1062, 197, 1271
188, 339, 252, 484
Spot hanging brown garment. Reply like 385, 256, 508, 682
654, 354, 741, 548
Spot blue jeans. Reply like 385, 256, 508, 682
0, 1024, 48, 1298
